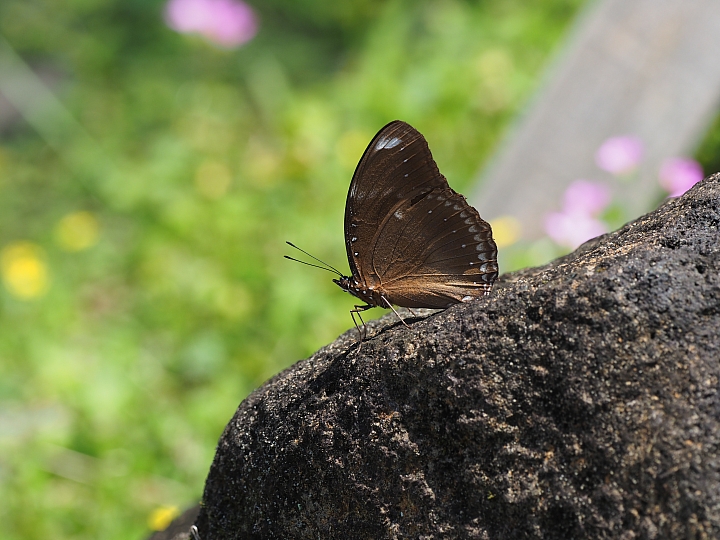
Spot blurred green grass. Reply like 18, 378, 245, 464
2, 0, 718, 538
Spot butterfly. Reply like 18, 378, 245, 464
288, 120, 498, 338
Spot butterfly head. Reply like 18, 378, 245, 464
333, 276, 356, 294
333, 275, 381, 306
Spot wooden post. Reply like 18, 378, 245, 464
473, 0, 720, 240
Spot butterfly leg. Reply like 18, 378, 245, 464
381, 297, 410, 328
350, 304, 373, 343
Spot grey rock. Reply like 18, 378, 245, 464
195, 174, 720, 539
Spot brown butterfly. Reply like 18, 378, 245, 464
288, 120, 498, 337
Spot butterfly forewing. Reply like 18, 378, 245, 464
345, 121, 448, 278
343, 120, 498, 310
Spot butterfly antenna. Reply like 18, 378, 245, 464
285, 241, 343, 276
284, 255, 342, 274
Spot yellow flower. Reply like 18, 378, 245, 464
0, 242, 50, 299
55, 211, 100, 252
147, 505, 180, 531
490, 215, 521, 248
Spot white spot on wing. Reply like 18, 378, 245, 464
461, 295, 473, 302
375, 135, 402, 150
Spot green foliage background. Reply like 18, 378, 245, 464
0, 0, 717, 538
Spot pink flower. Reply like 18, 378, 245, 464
544, 180, 612, 249
563, 180, 612, 216
545, 211, 608, 250
659, 158, 703, 197
165, 0, 258, 48
595, 135, 644, 175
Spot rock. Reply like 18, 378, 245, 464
194, 174, 720, 539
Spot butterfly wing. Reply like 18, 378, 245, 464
344, 121, 449, 281
344, 121, 498, 309
371, 187, 498, 308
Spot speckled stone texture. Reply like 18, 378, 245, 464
194, 174, 720, 539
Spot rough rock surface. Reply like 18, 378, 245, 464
194, 175, 720, 539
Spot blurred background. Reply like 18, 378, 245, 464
0, 0, 718, 538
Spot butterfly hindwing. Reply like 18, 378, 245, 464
364, 187, 496, 307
